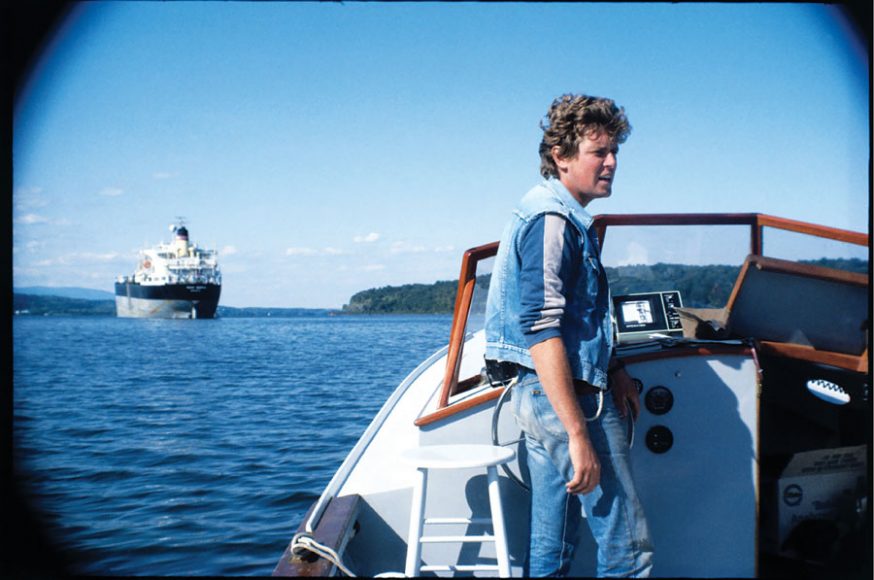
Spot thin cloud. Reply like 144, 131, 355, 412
390, 241, 427, 254
286, 247, 319, 256
285, 246, 345, 256
65, 252, 122, 265
14, 186, 47, 209
99, 187, 124, 197
353, 232, 380, 243
15, 213, 50, 225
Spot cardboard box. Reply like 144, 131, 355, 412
776, 445, 867, 558
675, 307, 728, 339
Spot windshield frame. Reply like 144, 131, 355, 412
431, 213, 869, 415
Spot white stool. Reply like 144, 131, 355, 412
400, 444, 515, 577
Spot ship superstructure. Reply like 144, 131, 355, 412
115, 222, 222, 318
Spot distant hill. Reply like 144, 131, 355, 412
341, 258, 869, 314
342, 281, 458, 314
14, 293, 116, 316
15, 286, 116, 300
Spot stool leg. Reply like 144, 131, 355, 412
487, 465, 511, 577
405, 467, 427, 577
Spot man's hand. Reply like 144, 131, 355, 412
610, 366, 640, 420
567, 433, 600, 494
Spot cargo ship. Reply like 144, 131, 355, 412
115, 222, 221, 319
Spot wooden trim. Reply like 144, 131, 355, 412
455, 373, 486, 395
725, 254, 869, 316
418, 345, 755, 428
594, 213, 760, 227
621, 344, 754, 365
756, 341, 869, 373
416, 387, 503, 427
724, 257, 755, 316
592, 212, 870, 248
723, 255, 869, 371
437, 242, 498, 409
746, 255, 869, 286
751, 223, 763, 256
756, 214, 869, 246
273, 494, 361, 577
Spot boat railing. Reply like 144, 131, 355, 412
432, 213, 869, 418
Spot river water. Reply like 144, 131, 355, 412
12, 314, 452, 575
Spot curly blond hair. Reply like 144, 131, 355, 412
539, 94, 631, 179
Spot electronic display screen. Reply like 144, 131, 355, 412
613, 291, 683, 342
621, 300, 655, 328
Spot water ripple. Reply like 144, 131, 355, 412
14, 315, 450, 575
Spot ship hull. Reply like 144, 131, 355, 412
114, 282, 221, 319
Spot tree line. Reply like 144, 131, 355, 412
342, 258, 868, 314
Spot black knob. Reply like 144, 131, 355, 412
645, 386, 674, 415
645, 426, 674, 454
632, 378, 644, 394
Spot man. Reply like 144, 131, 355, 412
485, 94, 653, 577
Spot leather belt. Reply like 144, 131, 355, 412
486, 360, 605, 395
573, 380, 602, 396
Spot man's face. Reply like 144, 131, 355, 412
552, 131, 618, 207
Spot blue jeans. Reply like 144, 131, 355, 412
511, 368, 653, 577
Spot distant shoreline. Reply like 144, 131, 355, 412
11, 292, 455, 318
13, 257, 867, 317
12, 293, 341, 318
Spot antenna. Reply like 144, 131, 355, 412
170, 216, 187, 234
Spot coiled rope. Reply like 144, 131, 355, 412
289, 533, 405, 578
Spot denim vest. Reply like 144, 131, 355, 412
484, 178, 613, 389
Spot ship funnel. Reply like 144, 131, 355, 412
174, 225, 190, 257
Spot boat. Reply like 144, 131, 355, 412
273, 213, 869, 577
114, 221, 222, 319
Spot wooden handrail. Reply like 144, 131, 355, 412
593, 212, 869, 253
594, 212, 761, 226
592, 211, 867, 243
417, 387, 503, 427
756, 214, 869, 246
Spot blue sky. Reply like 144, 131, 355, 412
13, 2, 869, 308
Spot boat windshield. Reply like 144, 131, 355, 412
464, 256, 493, 338
599, 223, 868, 308
433, 214, 869, 413
761, 226, 869, 273
600, 224, 751, 308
